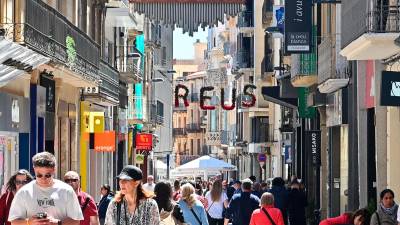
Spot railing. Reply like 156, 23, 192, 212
186, 123, 202, 133
130, 96, 145, 120
237, 50, 254, 69
251, 124, 275, 143
238, 10, 254, 28
318, 36, 350, 84
173, 128, 187, 136
150, 102, 164, 124
221, 130, 233, 145
342, 2, 400, 48
206, 131, 221, 146
99, 60, 119, 101
116, 45, 143, 78
23, 0, 100, 82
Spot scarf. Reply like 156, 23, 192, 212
380, 202, 399, 221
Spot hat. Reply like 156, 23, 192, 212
116, 165, 143, 181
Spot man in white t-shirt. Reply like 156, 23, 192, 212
8, 152, 83, 225
142, 175, 155, 193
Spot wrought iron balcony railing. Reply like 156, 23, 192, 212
238, 10, 254, 28
186, 123, 203, 133
342, 2, 400, 48
237, 50, 254, 69
318, 36, 350, 84
173, 128, 187, 136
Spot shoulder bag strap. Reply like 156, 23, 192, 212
206, 201, 215, 213
190, 208, 202, 225
375, 212, 381, 225
116, 201, 121, 225
262, 208, 277, 225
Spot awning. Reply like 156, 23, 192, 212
131, 2, 244, 35
105, 8, 141, 29
262, 86, 298, 108
0, 37, 49, 87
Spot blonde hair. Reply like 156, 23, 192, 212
260, 192, 274, 206
181, 183, 196, 208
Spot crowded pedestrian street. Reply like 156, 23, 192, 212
1, 0, 400, 225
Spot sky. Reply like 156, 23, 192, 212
173, 27, 208, 60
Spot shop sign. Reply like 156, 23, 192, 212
136, 133, 153, 151
380, 71, 400, 106
298, 87, 316, 118
284, 0, 312, 53
93, 131, 116, 152
11, 99, 19, 123
284, 145, 292, 164
136, 154, 145, 164
40, 74, 55, 112
305, 130, 321, 166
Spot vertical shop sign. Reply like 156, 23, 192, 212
305, 130, 321, 166
284, 0, 312, 53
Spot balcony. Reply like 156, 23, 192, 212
186, 123, 203, 133
117, 45, 143, 82
150, 102, 164, 125
206, 131, 221, 146
262, 0, 274, 26
238, 10, 254, 35
173, 128, 187, 136
291, 50, 318, 87
0, 0, 101, 84
341, 2, 400, 60
221, 130, 233, 146
318, 37, 350, 94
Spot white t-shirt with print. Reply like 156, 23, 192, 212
8, 179, 83, 221
205, 192, 228, 219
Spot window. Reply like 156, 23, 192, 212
197, 139, 200, 156
157, 100, 164, 117
190, 139, 194, 155
251, 117, 269, 143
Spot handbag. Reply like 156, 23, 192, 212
262, 208, 276, 225
172, 204, 185, 223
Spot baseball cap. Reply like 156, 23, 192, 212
116, 165, 143, 181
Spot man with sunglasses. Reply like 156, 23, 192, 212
64, 171, 99, 225
8, 152, 83, 225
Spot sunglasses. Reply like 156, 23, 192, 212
36, 173, 52, 179
15, 180, 28, 185
65, 179, 78, 183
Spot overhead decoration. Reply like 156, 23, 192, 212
174, 84, 256, 110
130, 0, 245, 36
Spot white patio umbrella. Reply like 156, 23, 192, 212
174, 155, 237, 180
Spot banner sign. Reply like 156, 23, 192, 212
380, 71, 400, 106
284, 0, 312, 53
92, 131, 116, 152
136, 133, 153, 151
284, 145, 292, 164
305, 130, 321, 166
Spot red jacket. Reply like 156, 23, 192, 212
0, 191, 14, 225
319, 213, 352, 225
250, 205, 285, 225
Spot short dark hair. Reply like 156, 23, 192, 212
351, 208, 370, 225
272, 177, 285, 187
101, 184, 111, 192
32, 152, 56, 168
242, 179, 252, 191
380, 189, 395, 200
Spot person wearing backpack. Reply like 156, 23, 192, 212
249, 192, 284, 225
370, 189, 399, 225
64, 171, 100, 225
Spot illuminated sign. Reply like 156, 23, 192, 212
136, 133, 153, 151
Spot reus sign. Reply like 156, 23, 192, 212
305, 130, 321, 166
284, 0, 312, 53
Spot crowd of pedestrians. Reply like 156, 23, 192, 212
1, 151, 400, 225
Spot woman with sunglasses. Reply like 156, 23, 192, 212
104, 165, 160, 225
0, 169, 33, 225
